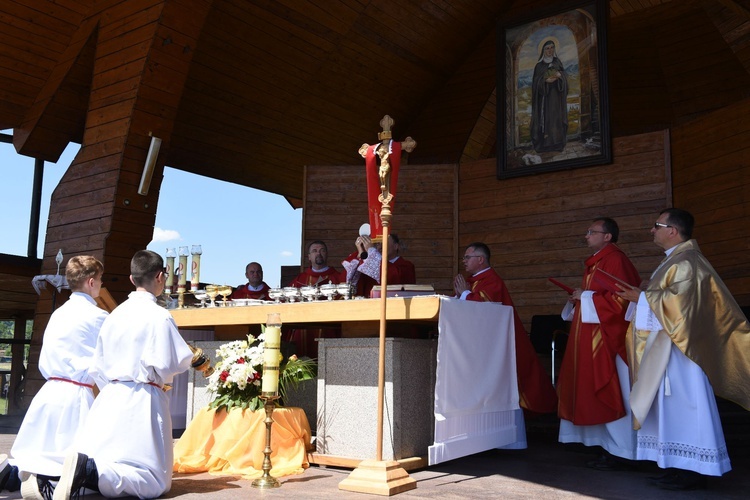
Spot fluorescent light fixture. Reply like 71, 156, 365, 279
138, 135, 162, 195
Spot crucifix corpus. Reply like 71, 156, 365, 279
339, 116, 417, 496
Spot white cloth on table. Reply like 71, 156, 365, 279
429, 297, 523, 465
559, 356, 637, 459
75, 291, 193, 498
10, 292, 107, 476
31, 274, 68, 294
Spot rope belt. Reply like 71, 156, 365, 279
111, 379, 164, 390
48, 377, 95, 389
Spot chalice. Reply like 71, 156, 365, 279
320, 283, 338, 301
300, 285, 320, 301
268, 288, 283, 303
205, 285, 220, 307
282, 286, 300, 303
218, 285, 233, 306
193, 290, 208, 308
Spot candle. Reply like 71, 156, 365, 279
262, 314, 282, 394
165, 248, 176, 292
178, 246, 189, 289
190, 245, 202, 291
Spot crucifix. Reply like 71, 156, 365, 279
340, 116, 417, 496
357, 115, 417, 243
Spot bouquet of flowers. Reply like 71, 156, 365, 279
206, 330, 316, 412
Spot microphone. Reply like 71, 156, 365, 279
360, 250, 368, 259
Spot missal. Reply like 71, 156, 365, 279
370, 284, 435, 298
548, 277, 574, 294
592, 267, 633, 293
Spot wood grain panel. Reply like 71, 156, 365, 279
671, 96, 750, 305
304, 163, 457, 295
458, 131, 670, 328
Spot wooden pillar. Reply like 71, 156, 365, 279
21, 0, 214, 406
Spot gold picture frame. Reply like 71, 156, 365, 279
497, 0, 611, 178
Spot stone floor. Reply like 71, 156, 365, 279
1, 414, 748, 499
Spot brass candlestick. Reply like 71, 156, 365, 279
252, 394, 282, 489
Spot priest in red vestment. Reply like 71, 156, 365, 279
289, 241, 344, 357
556, 217, 641, 465
454, 242, 558, 416
290, 241, 344, 287
230, 262, 271, 300
342, 233, 416, 297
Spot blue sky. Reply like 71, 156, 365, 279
1, 131, 302, 287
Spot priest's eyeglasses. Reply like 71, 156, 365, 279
462, 255, 481, 261
585, 230, 607, 235
653, 222, 673, 229
162, 267, 170, 277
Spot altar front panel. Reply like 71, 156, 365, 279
316, 337, 437, 461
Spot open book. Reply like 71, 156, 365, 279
370, 284, 435, 298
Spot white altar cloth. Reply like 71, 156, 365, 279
429, 297, 524, 465
31, 274, 68, 294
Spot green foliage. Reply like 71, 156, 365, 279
206, 334, 317, 413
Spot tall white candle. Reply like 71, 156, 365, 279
165, 248, 176, 293
262, 314, 282, 394
190, 245, 201, 291
178, 246, 189, 289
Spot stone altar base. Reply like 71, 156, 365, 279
316, 337, 437, 461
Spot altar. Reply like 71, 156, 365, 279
171, 295, 524, 467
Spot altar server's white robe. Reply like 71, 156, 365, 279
76, 291, 192, 498
631, 296, 731, 476
11, 292, 107, 476
634, 337, 731, 476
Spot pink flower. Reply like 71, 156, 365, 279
220, 371, 229, 381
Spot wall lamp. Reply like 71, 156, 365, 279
138, 134, 162, 196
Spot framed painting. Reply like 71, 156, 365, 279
497, 0, 611, 179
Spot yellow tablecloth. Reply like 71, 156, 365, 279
173, 406, 312, 479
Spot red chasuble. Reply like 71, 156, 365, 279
289, 266, 344, 358
466, 268, 558, 415
230, 282, 271, 300
342, 252, 416, 297
290, 266, 344, 287
557, 243, 640, 425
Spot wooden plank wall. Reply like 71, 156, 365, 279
458, 130, 670, 330
303, 163, 457, 294
303, 129, 672, 328
671, 97, 750, 306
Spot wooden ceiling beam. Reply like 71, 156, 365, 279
13, 17, 99, 162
